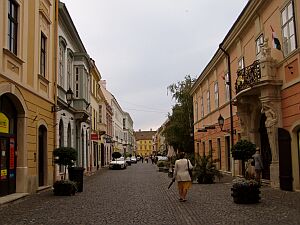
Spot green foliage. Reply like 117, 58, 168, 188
53, 147, 77, 167
163, 75, 195, 153
53, 180, 77, 196
231, 140, 256, 161
112, 151, 122, 159
194, 155, 222, 184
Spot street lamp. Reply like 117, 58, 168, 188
52, 88, 74, 112
66, 88, 74, 106
218, 114, 225, 131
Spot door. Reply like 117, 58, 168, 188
278, 128, 293, 191
0, 137, 16, 196
225, 136, 231, 172
38, 126, 46, 187
101, 143, 105, 167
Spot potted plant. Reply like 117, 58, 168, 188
230, 140, 260, 204
194, 155, 222, 184
53, 147, 78, 196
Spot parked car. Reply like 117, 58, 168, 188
109, 157, 127, 169
125, 157, 132, 166
157, 156, 168, 161
131, 156, 137, 164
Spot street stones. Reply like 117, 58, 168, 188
0, 163, 300, 224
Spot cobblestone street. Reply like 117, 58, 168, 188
0, 162, 300, 225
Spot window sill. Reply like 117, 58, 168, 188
38, 74, 50, 84
3, 48, 24, 65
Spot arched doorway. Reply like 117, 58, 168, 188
259, 113, 272, 180
67, 123, 71, 147
0, 94, 17, 196
38, 125, 47, 187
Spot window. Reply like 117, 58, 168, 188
225, 73, 230, 102
209, 140, 212, 156
8, 0, 18, 54
256, 34, 264, 58
59, 45, 65, 87
99, 105, 102, 123
238, 57, 244, 70
75, 67, 79, 98
200, 96, 204, 118
281, 1, 297, 56
214, 82, 219, 109
195, 101, 198, 122
207, 91, 210, 114
67, 53, 72, 89
40, 33, 47, 77
202, 142, 206, 156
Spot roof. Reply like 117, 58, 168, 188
134, 131, 156, 141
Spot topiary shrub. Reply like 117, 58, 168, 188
53, 180, 77, 196
231, 140, 256, 161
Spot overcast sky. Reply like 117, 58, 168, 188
62, 0, 248, 131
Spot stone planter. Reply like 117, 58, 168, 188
231, 179, 260, 204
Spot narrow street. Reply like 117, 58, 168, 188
1, 163, 300, 225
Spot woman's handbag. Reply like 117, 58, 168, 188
187, 159, 193, 179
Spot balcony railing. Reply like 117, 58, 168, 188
235, 60, 261, 94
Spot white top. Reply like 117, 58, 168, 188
173, 159, 193, 181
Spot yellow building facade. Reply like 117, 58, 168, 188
191, 0, 300, 190
0, 0, 57, 196
135, 130, 156, 157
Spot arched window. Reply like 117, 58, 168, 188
59, 119, 64, 147
67, 123, 71, 147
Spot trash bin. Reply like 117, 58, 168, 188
68, 167, 85, 192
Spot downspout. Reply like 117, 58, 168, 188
219, 43, 235, 177
53, 0, 59, 182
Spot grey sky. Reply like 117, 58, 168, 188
62, 0, 248, 131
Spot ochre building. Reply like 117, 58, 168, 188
191, 0, 300, 191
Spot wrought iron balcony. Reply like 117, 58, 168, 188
235, 60, 261, 94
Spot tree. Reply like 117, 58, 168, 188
53, 147, 77, 180
163, 75, 195, 153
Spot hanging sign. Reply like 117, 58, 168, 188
0, 113, 9, 134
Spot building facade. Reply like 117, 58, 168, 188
135, 130, 156, 157
123, 112, 134, 155
0, 0, 57, 196
191, 0, 300, 191
56, 2, 91, 176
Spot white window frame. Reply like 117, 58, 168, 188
281, 1, 297, 56
201, 96, 204, 118
59, 44, 65, 88
256, 34, 264, 59
225, 73, 230, 102
214, 82, 219, 109
207, 91, 210, 114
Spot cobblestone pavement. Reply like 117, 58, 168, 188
0, 162, 300, 225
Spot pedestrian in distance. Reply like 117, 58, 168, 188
172, 152, 193, 202
141, 156, 144, 163
252, 147, 264, 183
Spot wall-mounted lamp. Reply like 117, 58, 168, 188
52, 88, 74, 112
218, 114, 236, 134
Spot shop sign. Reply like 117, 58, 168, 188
1, 169, 7, 179
0, 113, 9, 134
91, 133, 99, 140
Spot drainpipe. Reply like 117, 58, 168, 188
219, 43, 235, 177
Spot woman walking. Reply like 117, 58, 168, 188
172, 152, 193, 202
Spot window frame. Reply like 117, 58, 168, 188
281, 1, 297, 56
207, 90, 210, 114
255, 34, 264, 58
7, 0, 18, 55
40, 32, 47, 77
214, 82, 219, 109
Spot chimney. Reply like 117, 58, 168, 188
138, 129, 141, 132
150, 128, 152, 131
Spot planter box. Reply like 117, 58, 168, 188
231, 186, 260, 204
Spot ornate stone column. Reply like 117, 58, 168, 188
259, 38, 283, 188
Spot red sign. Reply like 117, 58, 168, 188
9, 138, 14, 169
91, 133, 99, 140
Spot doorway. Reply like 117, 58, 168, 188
225, 136, 231, 172
259, 113, 272, 180
38, 125, 47, 187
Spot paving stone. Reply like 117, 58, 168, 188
0, 163, 299, 225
